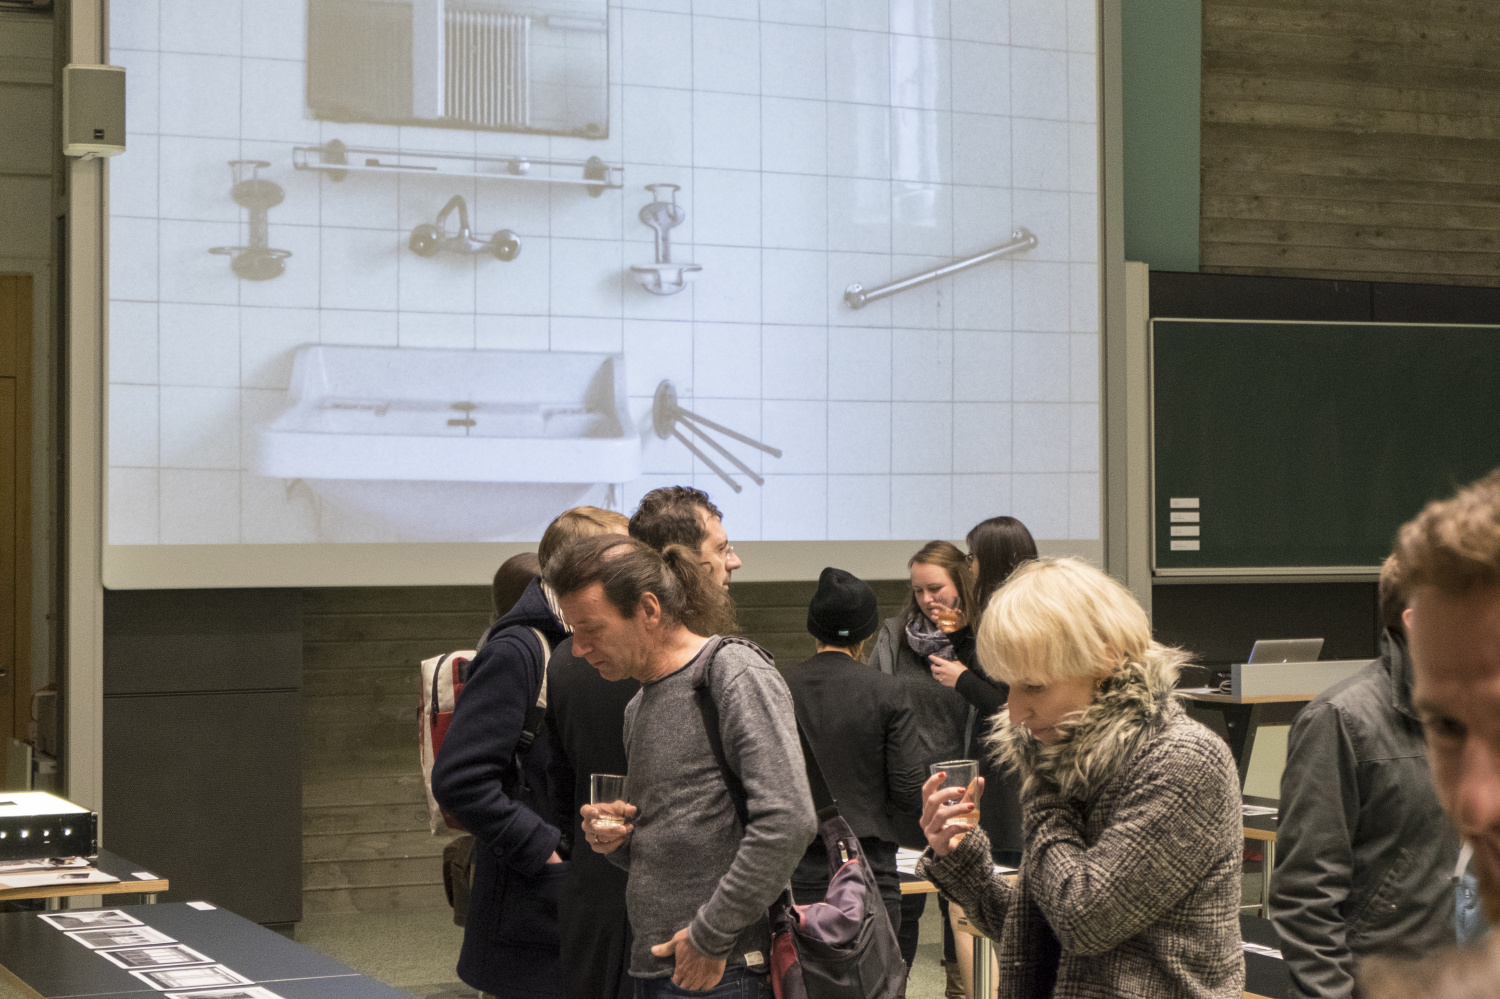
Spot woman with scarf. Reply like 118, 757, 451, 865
916, 558, 1244, 999
869, 540, 980, 990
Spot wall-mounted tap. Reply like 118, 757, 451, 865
209, 160, 291, 280
409, 194, 521, 261
630, 183, 701, 295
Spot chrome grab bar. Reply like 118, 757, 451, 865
844, 228, 1038, 309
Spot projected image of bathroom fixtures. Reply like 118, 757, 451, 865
652, 381, 780, 494
844, 228, 1038, 309
208, 160, 291, 281
631, 184, 701, 296
409, 195, 521, 261
294, 140, 622, 197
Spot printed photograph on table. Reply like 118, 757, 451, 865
38, 909, 143, 931
107, 0, 1101, 556
100, 943, 216, 969
66, 925, 177, 949
131, 965, 255, 992
162, 988, 287, 999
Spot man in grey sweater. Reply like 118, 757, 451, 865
544, 533, 816, 997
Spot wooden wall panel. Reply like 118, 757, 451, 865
1201, 1, 1500, 285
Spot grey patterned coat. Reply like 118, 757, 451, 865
917, 656, 1245, 999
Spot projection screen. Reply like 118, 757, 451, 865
104, 0, 1104, 587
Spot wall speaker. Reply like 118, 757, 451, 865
63, 64, 126, 159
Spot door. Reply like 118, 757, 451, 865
0, 274, 33, 784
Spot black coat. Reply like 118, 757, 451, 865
431, 578, 570, 998
544, 637, 639, 999
1271, 630, 1459, 999
782, 651, 926, 847
953, 668, 1024, 859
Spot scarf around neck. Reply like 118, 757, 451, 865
905, 613, 956, 660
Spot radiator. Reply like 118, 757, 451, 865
446, 8, 531, 129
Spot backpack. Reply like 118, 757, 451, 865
694, 638, 907, 999
418, 628, 554, 835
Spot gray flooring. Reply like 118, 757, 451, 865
295, 901, 952, 999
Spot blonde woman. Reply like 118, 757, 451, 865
916, 558, 1244, 999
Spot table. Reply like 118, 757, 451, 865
906, 873, 1291, 999
0, 901, 412, 999
1240, 913, 1291, 999
1180, 690, 1314, 787
901, 867, 1008, 999
0, 850, 168, 910
1242, 795, 1280, 918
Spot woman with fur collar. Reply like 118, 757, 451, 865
915, 558, 1245, 999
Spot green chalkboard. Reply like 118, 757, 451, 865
1153, 319, 1500, 571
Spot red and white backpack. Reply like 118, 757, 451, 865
417, 628, 552, 835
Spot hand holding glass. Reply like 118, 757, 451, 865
930, 760, 980, 828
933, 603, 965, 633
590, 774, 627, 827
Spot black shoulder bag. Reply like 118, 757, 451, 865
694, 637, 906, 999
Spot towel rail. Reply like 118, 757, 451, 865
844, 228, 1037, 309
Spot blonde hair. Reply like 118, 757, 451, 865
538, 506, 630, 568
977, 557, 1165, 685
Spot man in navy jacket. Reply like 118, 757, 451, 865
432, 576, 571, 999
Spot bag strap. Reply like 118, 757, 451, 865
515, 628, 553, 758
694, 641, 837, 828
794, 719, 837, 817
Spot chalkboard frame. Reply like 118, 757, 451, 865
1150, 317, 1500, 577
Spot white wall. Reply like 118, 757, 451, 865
107, 0, 1101, 550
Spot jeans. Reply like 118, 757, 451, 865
633, 968, 772, 998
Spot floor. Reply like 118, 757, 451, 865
295, 900, 954, 999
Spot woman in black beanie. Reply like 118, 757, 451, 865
781, 567, 927, 936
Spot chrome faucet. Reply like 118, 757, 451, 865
631, 184, 701, 295
639, 183, 685, 264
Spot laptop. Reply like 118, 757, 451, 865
1247, 638, 1324, 664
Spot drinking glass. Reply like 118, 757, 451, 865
590, 774, 628, 828
933, 603, 964, 633
930, 760, 980, 828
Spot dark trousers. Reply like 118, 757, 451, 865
559, 865, 633, 999
633, 968, 772, 998
790, 837, 903, 940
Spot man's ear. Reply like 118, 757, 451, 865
1402, 606, 1415, 632
638, 591, 663, 628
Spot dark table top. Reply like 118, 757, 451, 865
0, 901, 412, 999
1241, 913, 1291, 999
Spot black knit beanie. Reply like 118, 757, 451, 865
806, 567, 880, 647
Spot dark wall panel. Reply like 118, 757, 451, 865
1149, 270, 1370, 321
1153, 581, 1379, 668
103, 588, 302, 925
103, 691, 302, 924
104, 589, 302, 695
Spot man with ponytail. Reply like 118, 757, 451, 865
544, 535, 816, 999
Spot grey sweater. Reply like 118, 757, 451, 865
613, 639, 817, 979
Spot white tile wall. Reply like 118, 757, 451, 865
109, 0, 1100, 545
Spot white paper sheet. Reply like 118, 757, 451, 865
0, 868, 119, 889
38, 909, 141, 930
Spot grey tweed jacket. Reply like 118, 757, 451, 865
918, 656, 1245, 999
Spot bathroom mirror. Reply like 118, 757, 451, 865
307, 0, 609, 138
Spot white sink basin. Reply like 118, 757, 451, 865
258, 345, 640, 540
